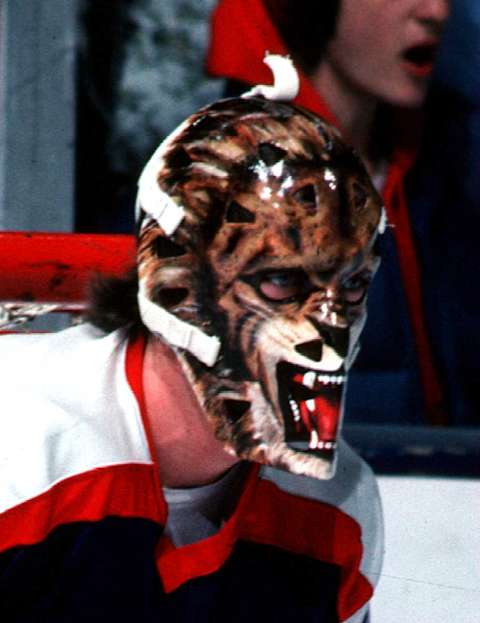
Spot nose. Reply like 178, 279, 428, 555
415, 0, 450, 26
295, 327, 350, 360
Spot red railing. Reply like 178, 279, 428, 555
0, 232, 136, 312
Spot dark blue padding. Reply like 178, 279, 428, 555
1, 516, 341, 623
346, 227, 424, 425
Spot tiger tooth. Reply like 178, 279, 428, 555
318, 440, 337, 450
303, 371, 316, 388
316, 373, 346, 385
309, 429, 319, 449
289, 398, 300, 421
306, 399, 316, 411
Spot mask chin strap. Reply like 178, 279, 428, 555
137, 289, 221, 368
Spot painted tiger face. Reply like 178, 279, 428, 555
137, 98, 383, 479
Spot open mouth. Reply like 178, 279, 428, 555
402, 43, 438, 78
277, 361, 344, 456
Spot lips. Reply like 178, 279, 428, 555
277, 362, 344, 453
402, 42, 438, 78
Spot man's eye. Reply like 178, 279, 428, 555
259, 271, 306, 302
342, 274, 370, 304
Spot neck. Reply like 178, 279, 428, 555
310, 61, 379, 174
142, 334, 239, 488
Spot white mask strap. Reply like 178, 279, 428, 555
137, 291, 221, 368
135, 117, 192, 235
136, 182, 184, 237
242, 53, 300, 102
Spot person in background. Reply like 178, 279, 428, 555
207, 0, 457, 426
407, 0, 480, 425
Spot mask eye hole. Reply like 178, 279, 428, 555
154, 236, 187, 258
258, 142, 287, 166
258, 270, 310, 303
352, 181, 368, 210
223, 400, 250, 424
225, 201, 255, 223
156, 287, 189, 308
293, 184, 316, 207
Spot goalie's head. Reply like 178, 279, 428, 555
136, 96, 383, 479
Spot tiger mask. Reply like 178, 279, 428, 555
137, 97, 383, 479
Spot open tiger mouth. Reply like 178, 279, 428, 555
277, 361, 345, 456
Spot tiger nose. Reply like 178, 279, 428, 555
295, 327, 350, 360
295, 339, 324, 361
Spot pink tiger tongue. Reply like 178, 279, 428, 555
298, 396, 340, 442
292, 372, 341, 447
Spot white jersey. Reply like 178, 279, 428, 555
0, 324, 383, 623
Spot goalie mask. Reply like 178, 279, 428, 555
136, 96, 383, 479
